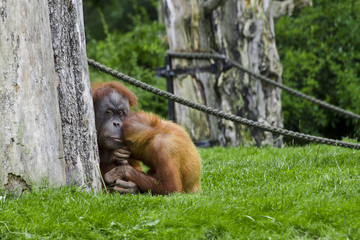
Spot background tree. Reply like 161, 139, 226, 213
0, 0, 101, 193
83, 0, 358, 144
160, 0, 283, 146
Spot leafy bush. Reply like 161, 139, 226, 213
83, 0, 158, 40
86, 12, 168, 117
275, 0, 360, 140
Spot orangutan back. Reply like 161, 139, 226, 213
122, 111, 201, 193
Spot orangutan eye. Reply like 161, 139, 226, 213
118, 110, 124, 116
105, 110, 113, 116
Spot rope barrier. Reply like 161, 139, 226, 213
88, 58, 360, 150
167, 51, 360, 120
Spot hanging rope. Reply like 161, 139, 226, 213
88, 58, 360, 150
166, 51, 360, 120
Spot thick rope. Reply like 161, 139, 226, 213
167, 51, 360, 120
88, 59, 360, 150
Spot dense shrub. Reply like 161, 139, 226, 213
86, 12, 168, 118
83, 0, 158, 40
275, 0, 360, 140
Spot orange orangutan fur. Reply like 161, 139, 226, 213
122, 111, 202, 194
92, 81, 138, 108
92, 81, 201, 194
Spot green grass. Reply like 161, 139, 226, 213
1, 145, 359, 239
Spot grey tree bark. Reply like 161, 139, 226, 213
48, 1, 101, 190
161, 0, 283, 146
0, 0, 101, 193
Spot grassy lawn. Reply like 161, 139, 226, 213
1, 145, 359, 239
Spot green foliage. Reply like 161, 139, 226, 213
1, 145, 360, 239
83, 0, 158, 40
86, 12, 168, 117
275, 0, 360, 140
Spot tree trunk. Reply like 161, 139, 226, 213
0, 0, 101, 193
161, 0, 283, 146
48, 1, 101, 190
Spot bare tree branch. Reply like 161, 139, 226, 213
203, 0, 227, 15
272, 0, 313, 19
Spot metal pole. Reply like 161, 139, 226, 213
165, 54, 175, 121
